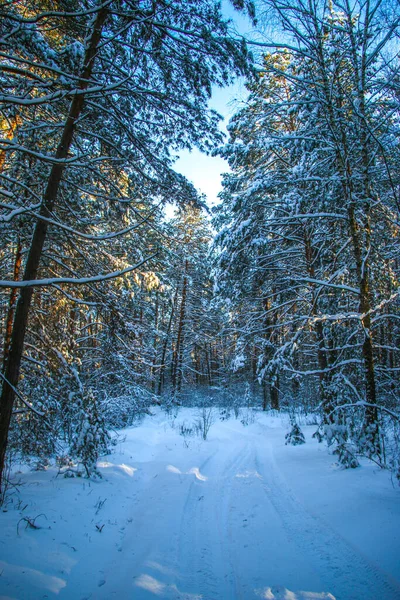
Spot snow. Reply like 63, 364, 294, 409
0, 408, 399, 600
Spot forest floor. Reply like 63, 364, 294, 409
0, 408, 400, 600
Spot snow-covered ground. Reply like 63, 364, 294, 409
0, 408, 399, 600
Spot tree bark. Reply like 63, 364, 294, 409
151, 289, 159, 393
348, 205, 379, 441
2, 238, 22, 373
303, 229, 333, 422
174, 260, 189, 393
314, 17, 379, 446
157, 288, 178, 396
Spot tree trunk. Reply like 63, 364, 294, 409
157, 288, 178, 396
205, 346, 212, 386
348, 204, 379, 450
2, 238, 22, 373
303, 229, 333, 422
0, 6, 108, 493
262, 380, 268, 411
270, 376, 280, 410
151, 289, 159, 393
317, 14, 379, 450
173, 260, 189, 394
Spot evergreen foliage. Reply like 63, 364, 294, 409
285, 421, 306, 446
212, 0, 400, 477
0, 0, 399, 488
69, 388, 111, 477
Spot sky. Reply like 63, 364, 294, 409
173, 2, 256, 211
173, 82, 247, 209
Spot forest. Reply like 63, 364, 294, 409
1, 0, 400, 598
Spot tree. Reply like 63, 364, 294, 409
213, 0, 400, 461
156, 205, 220, 398
0, 0, 254, 491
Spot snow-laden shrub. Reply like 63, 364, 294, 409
9, 393, 58, 458
179, 421, 195, 438
381, 414, 400, 485
231, 352, 246, 372
357, 420, 381, 459
285, 421, 305, 445
219, 407, 231, 421
316, 376, 370, 468
334, 442, 360, 469
70, 388, 111, 477
324, 418, 360, 469
195, 407, 214, 440
101, 388, 154, 428
241, 408, 257, 426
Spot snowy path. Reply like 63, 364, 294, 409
1, 409, 400, 600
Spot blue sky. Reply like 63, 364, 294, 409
174, 82, 247, 209
173, 2, 256, 210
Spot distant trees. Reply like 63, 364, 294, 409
161, 207, 213, 396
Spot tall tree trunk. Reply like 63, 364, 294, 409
0, 7, 108, 493
68, 307, 77, 355
261, 296, 280, 410
2, 238, 22, 373
205, 346, 212, 386
194, 346, 199, 385
270, 378, 279, 410
262, 380, 268, 411
157, 288, 178, 396
348, 205, 379, 445
174, 260, 189, 393
303, 229, 332, 422
316, 12, 379, 449
151, 289, 159, 394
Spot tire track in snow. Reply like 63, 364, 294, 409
224, 439, 301, 599
96, 454, 211, 598
178, 441, 251, 600
177, 447, 221, 598
254, 442, 400, 600
216, 441, 254, 600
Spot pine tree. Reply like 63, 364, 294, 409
69, 388, 111, 477
0, 0, 254, 491
213, 0, 400, 461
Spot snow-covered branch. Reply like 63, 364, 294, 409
0, 256, 157, 289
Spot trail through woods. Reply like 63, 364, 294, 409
0, 409, 399, 600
